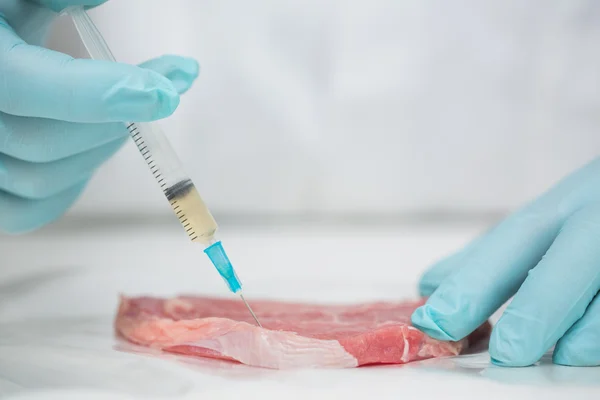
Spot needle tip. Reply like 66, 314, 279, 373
240, 293, 262, 327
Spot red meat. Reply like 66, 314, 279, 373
116, 295, 490, 369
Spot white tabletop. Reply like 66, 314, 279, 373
1, 220, 599, 399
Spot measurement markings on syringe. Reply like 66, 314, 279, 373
127, 122, 211, 243
164, 179, 199, 241
127, 123, 166, 186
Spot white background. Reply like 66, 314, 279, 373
5, 3, 600, 396
46, 0, 600, 218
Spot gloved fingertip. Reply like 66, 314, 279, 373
171, 78, 195, 96
153, 83, 181, 119
411, 305, 457, 341
489, 324, 538, 367
553, 340, 600, 367
553, 353, 600, 367
552, 352, 579, 367
172, 56, 200, 79
165, 57, 199, 94
139, 55, 200, 95
104, 71, 181, 122
490, 358, 521, 367
139, 72, 181, 118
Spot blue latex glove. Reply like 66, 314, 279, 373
412, 157, 600, 367
0, 0, 199, 233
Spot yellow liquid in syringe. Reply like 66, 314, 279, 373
167, 182, 218, 245
165, 180, 262, 326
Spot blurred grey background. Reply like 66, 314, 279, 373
47, 0, 600, 222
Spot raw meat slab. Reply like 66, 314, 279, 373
115, 295, 491, 369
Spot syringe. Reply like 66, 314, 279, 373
67, 6, 261, 327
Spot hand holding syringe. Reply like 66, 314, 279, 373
67, 6, 261, 326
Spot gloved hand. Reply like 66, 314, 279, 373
0, 0, 199, 233
411, 157, 600, 367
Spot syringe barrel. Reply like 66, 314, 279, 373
69, 7, 218, 245
126, 122, 218, 244
128, 122, 189, 184
68, 7, 254, 300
